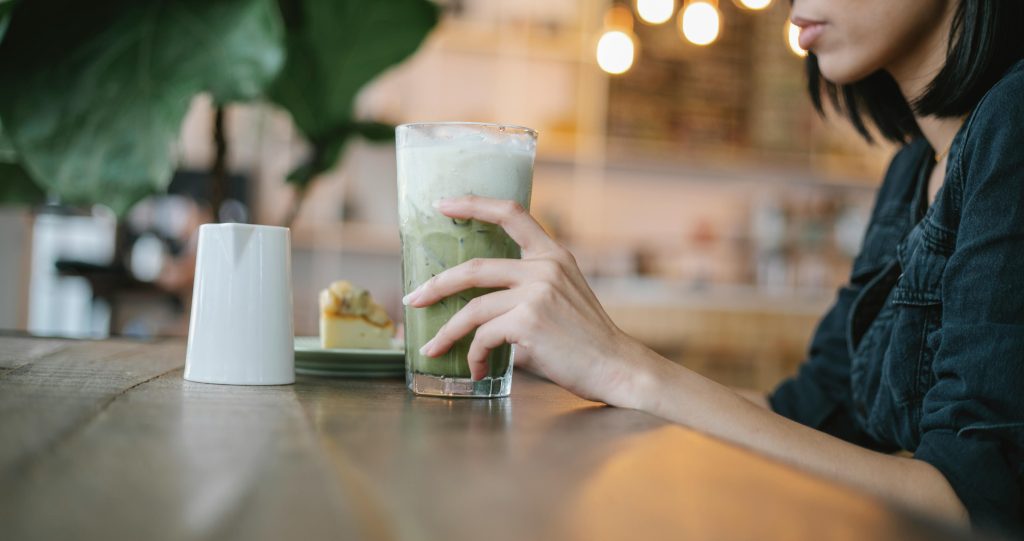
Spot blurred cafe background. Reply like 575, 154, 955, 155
0, 0, 893, 392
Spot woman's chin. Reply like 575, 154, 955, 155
816, 54, 877, 85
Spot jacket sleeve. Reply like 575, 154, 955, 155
913, 75, 1024, 536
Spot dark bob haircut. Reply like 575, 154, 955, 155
807, 0, 1024, 144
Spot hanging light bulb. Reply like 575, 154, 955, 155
596, 30, 636, 74
786, 19, 807, 57
680, 1, 720, 46
636, 0, 675, 25
735, 0, 771, 10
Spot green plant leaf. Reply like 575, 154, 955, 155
0, 161, 45, 205
350, 121, 396, 143
0, 1, 14, 45
269, 0, 437, 187
0, 0, 285, 215
0, 115, 46, 205
0, 118, 14, 160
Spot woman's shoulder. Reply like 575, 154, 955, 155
971, 59, 1024, 120
960, 59, 1024, 146
955, 58, 1024, 192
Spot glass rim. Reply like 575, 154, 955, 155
397, 121, 537, 138
200, 222, 288, 232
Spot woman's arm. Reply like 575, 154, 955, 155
733, 388, 770, 409
407, 195, 967, 527
626, 343, 968, 524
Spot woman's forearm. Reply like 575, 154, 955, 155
625, 347, 969, 525
733, 387, 770, 409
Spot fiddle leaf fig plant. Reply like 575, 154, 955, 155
0, 0, 284, 215
0, 110, 44, 205
0, 0, 438, 219
0, 0, 13, 43
268, 0, 439, 224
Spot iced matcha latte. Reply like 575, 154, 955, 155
396, 123, 536, 397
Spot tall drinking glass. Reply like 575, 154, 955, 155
397, 122, 537, 398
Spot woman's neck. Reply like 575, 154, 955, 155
887, 1, 963, 157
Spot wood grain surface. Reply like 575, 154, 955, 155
0, 337, 970, 541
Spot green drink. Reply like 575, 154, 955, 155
397, 123, 537, 397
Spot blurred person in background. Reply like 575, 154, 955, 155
403, 0, 1024, 536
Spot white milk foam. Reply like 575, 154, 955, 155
397, 140, 534, 225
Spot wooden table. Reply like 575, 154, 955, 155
0, 336, 969, 541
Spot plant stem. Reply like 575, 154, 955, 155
209, 105, 228, 222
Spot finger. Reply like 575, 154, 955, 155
406, 258, 538, 307
434, 196, 558, 255
419, 289, 519, 357
466, 316, 518, 381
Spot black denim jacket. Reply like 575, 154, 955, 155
771, 59, 1024, 536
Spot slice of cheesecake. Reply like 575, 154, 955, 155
319, 280, 395, 349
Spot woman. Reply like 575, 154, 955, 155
403, 0, 1024, 535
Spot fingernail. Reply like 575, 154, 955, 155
419, 340, 433, 356
432, 199, 447, 209
402, 287, 421, 306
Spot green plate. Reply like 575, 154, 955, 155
294, 336, 405, 378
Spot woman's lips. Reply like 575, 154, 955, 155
791, 17, 826, 51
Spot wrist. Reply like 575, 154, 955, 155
609, 333, 671, 413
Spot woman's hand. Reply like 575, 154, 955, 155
402, 196, 659, 408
